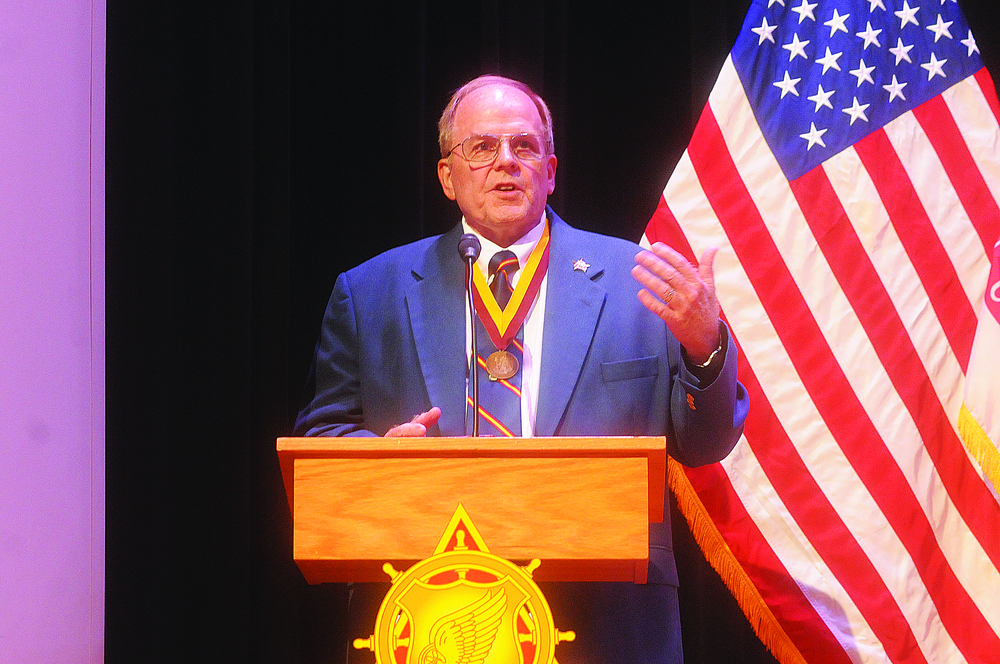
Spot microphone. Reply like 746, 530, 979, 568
458, 234, 481, 436
458, 233, 481, 261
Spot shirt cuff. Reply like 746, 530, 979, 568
682, 322, 727, 387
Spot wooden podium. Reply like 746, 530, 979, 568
277, 436, 666, 584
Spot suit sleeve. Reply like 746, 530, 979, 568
666, 322, 748, 467
294, 272, 379, 438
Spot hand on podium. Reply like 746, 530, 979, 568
384, 406, 441, 437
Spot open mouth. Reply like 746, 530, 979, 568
494, 184, 519, 192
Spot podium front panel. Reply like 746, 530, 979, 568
277, 436, 666, 584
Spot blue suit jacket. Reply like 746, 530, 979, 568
296, 210, 749, 662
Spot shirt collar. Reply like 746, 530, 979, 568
461, 212, 547, 281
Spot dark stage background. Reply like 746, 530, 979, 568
106, 1, 1000, 662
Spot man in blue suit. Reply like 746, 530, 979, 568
296, 75, 748, 663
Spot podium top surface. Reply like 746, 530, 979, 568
277, 435, 666, 458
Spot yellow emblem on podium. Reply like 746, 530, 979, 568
353, 504, 575, 663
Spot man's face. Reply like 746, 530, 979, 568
437, 84, 557, 247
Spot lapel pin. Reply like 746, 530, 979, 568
573, 258, 590, 273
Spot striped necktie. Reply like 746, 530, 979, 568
467, 250, 522, 437
489, 250, 518, 308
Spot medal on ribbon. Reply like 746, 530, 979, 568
470, 223, 550, 380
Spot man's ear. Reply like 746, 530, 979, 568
546, 154, 558, 195
437, 158, 457, 200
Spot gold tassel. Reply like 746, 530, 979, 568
958, 404, 1000, 494
668, 458, 808, 664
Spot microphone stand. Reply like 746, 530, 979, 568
458, 234, 482, 436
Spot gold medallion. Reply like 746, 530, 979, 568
485, 350, 519, 380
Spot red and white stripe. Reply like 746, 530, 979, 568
645, 57, 1000, 664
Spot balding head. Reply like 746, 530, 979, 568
438, 75, 554, 158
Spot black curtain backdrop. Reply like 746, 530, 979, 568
106, 1, 1000, 662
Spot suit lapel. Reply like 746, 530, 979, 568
406, 224, 469, 436
535, 212, 607, 436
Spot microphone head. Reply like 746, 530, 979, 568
458, 233, 481, 261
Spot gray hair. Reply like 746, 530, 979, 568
437, 75, 554, 158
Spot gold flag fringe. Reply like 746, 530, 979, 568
668, 457, 808, 664
958, 404, 1000, 494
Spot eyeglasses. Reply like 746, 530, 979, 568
448, 133, 548, 163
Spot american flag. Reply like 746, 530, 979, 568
643, 1, 1000, 662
